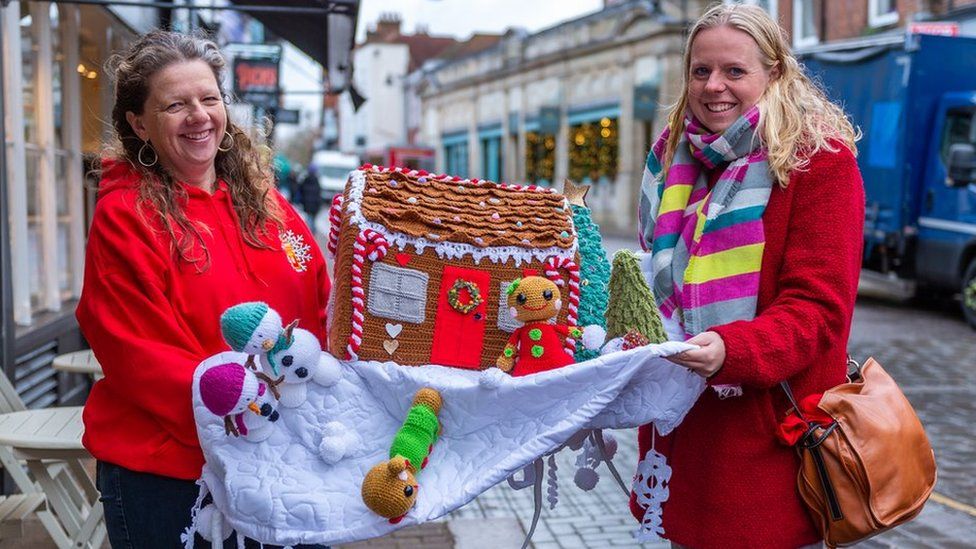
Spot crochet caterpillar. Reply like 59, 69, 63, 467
361, 388, 442, 523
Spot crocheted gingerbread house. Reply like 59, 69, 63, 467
326, 166, 580, 369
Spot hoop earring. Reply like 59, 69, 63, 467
138, 140, 158, 167
217, 130, 234, 152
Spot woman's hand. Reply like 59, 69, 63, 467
667, 331, 726, 378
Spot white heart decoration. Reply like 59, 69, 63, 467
385, 323, 403, 338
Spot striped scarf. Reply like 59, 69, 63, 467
638, 108, 771, 395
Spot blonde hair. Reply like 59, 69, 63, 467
662, 3, 859, 186
108, 30, 282, 269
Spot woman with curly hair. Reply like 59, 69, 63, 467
77, 31, 330, 547
631, 4, 864, 547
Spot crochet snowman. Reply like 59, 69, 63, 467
269, 327, 342, 408
198, 362, 278, 441
220, 302, 293, 398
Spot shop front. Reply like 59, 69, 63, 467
1, 1, 144, 408
0, 0, 359, 413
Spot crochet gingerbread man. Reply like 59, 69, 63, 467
495, 276, 582, 376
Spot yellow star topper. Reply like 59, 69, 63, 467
562, 178, 590, 208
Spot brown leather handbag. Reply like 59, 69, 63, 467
781, 357, 937, 547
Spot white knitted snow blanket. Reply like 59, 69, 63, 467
187, 341, 704, 547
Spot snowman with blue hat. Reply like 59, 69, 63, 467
220, 301, 295, 399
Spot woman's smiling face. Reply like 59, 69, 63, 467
126, 60, 227, 188
687, 25, 777, 133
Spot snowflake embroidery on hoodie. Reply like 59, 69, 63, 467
280, 230, 312, 272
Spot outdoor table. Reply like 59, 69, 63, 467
0, 407, 104, 548
52, 350, 103, 380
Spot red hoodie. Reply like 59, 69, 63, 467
77, 160, 331, 480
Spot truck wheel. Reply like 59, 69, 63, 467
963, 260, 976, 330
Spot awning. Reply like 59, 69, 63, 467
229, 0, 360, 93
44, 0, 360, 95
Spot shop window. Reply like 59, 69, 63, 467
481, 136, 502, 182
5, 2, 107, 325
792, 0, 819, 48
525, 131, 555, 186
367, 263, 429, 324
869, 0, 898, 28
569, 117, 618, 185
444, 140, 469, 178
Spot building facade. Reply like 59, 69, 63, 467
772, 0, 976, 46
416, 1, 699, 235
416, 0, 976, 235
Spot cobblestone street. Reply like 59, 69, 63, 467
7, 236, 975, 549
349, 238, 976, 548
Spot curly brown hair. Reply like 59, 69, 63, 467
108, 30, 282, 269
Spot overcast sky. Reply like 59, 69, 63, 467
355, 0, 605, 41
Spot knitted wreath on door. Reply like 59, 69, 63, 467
448, 279, 483, 314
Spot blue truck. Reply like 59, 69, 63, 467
798, 33, 976, 329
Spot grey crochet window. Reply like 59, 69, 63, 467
497, 280, 523, 333
367, 263, 429, 324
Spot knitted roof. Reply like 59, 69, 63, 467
356, 167, 575, 251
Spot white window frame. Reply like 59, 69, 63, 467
869, 0, 899, 28
3, 3, 31, 325
3, 1, 86, 326
792, 0, 820, 49
724, 0, 778, 23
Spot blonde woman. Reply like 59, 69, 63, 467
631, 5, 863, 547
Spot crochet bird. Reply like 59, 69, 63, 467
361, 388, 442, 523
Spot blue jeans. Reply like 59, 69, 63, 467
96, 461, 328, 548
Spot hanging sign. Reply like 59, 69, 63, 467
233, 57, 280, 109
634, 84, 660, 122
539, 107, 561, 135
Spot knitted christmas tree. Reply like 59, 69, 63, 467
564, 180, 611, 362
605, 249, 667, 344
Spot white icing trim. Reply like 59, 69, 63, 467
347, 170, 578, 266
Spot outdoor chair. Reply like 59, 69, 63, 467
0, 364, 105, 548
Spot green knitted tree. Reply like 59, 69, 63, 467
605, 249, 667, 344
572, 204, 612, 361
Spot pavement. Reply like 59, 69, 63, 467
6, 234, 974, 549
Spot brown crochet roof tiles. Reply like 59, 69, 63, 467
358, 170, 575, 250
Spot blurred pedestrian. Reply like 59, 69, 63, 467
631, 4, 864, 547
299, 164, 323, 231
274, 152, 294, 200
77, 30, 330, 548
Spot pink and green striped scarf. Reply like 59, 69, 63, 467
638, 108, 771, 393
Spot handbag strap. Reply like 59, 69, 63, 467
780, 379, 845, 522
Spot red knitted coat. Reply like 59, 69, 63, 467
630, 146, 864, 548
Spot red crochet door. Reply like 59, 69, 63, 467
430, 265, 490, 369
